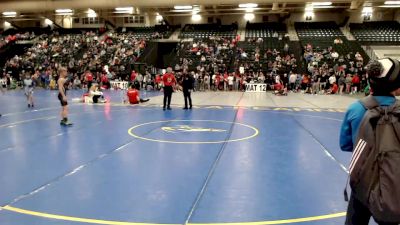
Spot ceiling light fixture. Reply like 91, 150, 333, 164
115, 7, 133, 11
2, 11, 17, 16
174, 5, 193, 10
172, 9, 194, 12
311, 2, 332, 6
239, 3, 258, 8
379, 4, 400, 7
55, 9, 73, 13
384, 1, 400, 4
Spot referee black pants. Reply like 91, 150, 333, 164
183, 90, 192, 108
163, 86, 173, 109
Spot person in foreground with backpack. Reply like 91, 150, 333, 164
340, 58, 400, 225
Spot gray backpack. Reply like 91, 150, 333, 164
347, 95, 400, 223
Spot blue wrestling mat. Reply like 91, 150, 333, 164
0, 89, 366, 225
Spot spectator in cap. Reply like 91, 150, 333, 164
340, 58, 400, 225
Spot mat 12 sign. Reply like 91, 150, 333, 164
245, 84, 266, 92
110, 81, 129, 90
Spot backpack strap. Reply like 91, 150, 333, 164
359, 95, 380, 110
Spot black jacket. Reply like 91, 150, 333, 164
182, 75, 194, 91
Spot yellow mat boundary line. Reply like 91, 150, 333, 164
1, 205, 346, 225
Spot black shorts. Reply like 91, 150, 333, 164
58, 93, 68, 106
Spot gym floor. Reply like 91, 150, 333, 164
0, 90, 378, 225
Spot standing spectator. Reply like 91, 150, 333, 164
130, 70, 137, 84
345, 74, 353, 94
223, 72, 229, 91
312, 73, 320, 94
85, 70, 93, 92
352, 74, 360, 94
136, 72, 143, 89
340, 59, 400, 225
338, 74, 346, 94
228, 73, 234, 91
289, 73, 297, 91
204, 73, 210, 91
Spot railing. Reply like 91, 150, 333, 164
362, 45, 378, 61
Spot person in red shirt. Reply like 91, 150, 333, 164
101, 74, 110, 89
155, 74, 162, 90
126, 84, 149, 104
223, 72, 229, 91
130, 70, 137, 83
327, 82, 339, 94
352, 74, 360, 94
85, 70, 93, 92
162, 67, 176, 110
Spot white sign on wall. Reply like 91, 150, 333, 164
110, 81, 129, 90
245, 84, 267, 92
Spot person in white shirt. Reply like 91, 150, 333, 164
329, 74, 337, 86
228, 74, 234, 91
331, 51, 339, 61
289, 73, 297, 91
258, 72, 265, 84
23, 72, 35, 108
275, 74, 281, 84
211, 74, 216, 91
136, 73, 143, 89
204, 74, 210, 91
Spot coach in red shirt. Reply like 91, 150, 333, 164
162, 67, 176, 110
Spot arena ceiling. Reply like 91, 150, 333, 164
0, 0, 397, 18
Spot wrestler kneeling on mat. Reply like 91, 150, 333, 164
89, 84, 107, 103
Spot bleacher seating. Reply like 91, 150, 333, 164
116, 25, 174, 39
296, 22, 343, 38
296, 22, 369, 69
180, 24, 237, 39
350, 21, 400, 44
235, 22, 294, 73
245, 22, 287, 39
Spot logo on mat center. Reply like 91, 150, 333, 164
161, 125, 226, 133
128, 120, 259, 144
